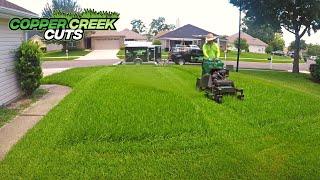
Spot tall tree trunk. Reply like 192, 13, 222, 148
293, 29, 301, 73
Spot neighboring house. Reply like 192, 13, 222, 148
120, 28, 147, 41
27, 32, 63, 52
227, 32, 268, 54
156, 24, 227, 51
0, 0, 37, 106
27, 30, 87, 51
90, 30, 125, 50
89, 29, 147, 50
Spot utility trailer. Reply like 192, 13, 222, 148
124, 42, 162, 64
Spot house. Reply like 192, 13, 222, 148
227, 32, 268, 54
0, 0, 37, 106
156, 24, 227, 51
89, 29, 147, 50
26, 31, 63, 52
120, 28, 147, 41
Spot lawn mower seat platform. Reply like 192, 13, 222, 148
196, 59, 244, 103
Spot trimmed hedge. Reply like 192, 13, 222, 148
310, 57, 320, 82
16, 40, 43, 96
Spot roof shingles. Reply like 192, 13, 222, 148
227, 32, 268, 47
0, 0, 36, 15
91, 29, 147, 40
158, 24, 217, 39
120, 28, 147, 40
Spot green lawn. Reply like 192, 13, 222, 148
223, 51, 295, 63
0, 65, 319, 178
226, 51, 290, 60
0, 108, 18, 128
41, 50, 91, 61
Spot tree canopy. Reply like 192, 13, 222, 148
307, 44, 320, 56
268, 33, 286, 52
234, 38, 249, 52
289, 40, 308, 51
242, 16, 281, 44
230, 0, 320, 73
42, 0, 81, 17
42, 0, 82, 50
148, 17, 175, 36
131, 19, 146, 34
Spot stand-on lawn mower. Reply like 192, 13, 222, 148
196, 59, 244, 103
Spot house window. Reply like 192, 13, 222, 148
68, 41, 76, 48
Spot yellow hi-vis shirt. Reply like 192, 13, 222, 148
202, 43, 220, 60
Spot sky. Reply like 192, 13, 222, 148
10, 0, 320, 46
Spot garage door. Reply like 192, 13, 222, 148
92, 38, 120, 50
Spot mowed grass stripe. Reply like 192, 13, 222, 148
173, 65, 320, 177
0, 65, 319, 179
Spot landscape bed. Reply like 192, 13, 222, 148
0, 65, 319, 179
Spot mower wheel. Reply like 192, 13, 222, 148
134, 58, 142, 64
177, 58, 185, 65
214, 95, 223, 104
237, 94, 245, 100
196, 78, 201, 91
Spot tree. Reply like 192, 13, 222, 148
42, 0, 81, 17
234, 38, 249, 52
131, 19, 146, 34
268, 33, 285, 52
42, 0, 82, 51
149, 17, 175, 36
307, 44, 320, 56
265, 46, 272, 54
230, 0, 320, 73
289, 40, 307, 51
242, 16, 281, 43
152, 39, 162, 45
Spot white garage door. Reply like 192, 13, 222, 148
92, 38, 120, 50
0, 19, 24, 106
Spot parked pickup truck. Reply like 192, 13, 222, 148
169, 45, 204, 65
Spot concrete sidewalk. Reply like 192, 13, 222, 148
43, 68, 70, 77
76, 50, 119, 60
0, 85, 71, 160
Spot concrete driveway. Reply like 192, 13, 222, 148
77, 50, 119, 60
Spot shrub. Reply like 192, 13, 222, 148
310, 57, 320, 82
234, 38, 249, 52
152, 39, 162, 45
265, 45, 273, 54
120, 45, 125, 50
16, 40, 43, 96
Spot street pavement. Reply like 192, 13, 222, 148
224, 61, 313, 72
42, 59, 121, 76
42, 59, 314, 77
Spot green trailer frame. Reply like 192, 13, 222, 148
125, 44, 161, 63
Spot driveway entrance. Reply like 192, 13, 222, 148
76, 50, 119, 60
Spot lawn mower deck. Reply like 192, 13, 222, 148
196, 60, 244, 103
